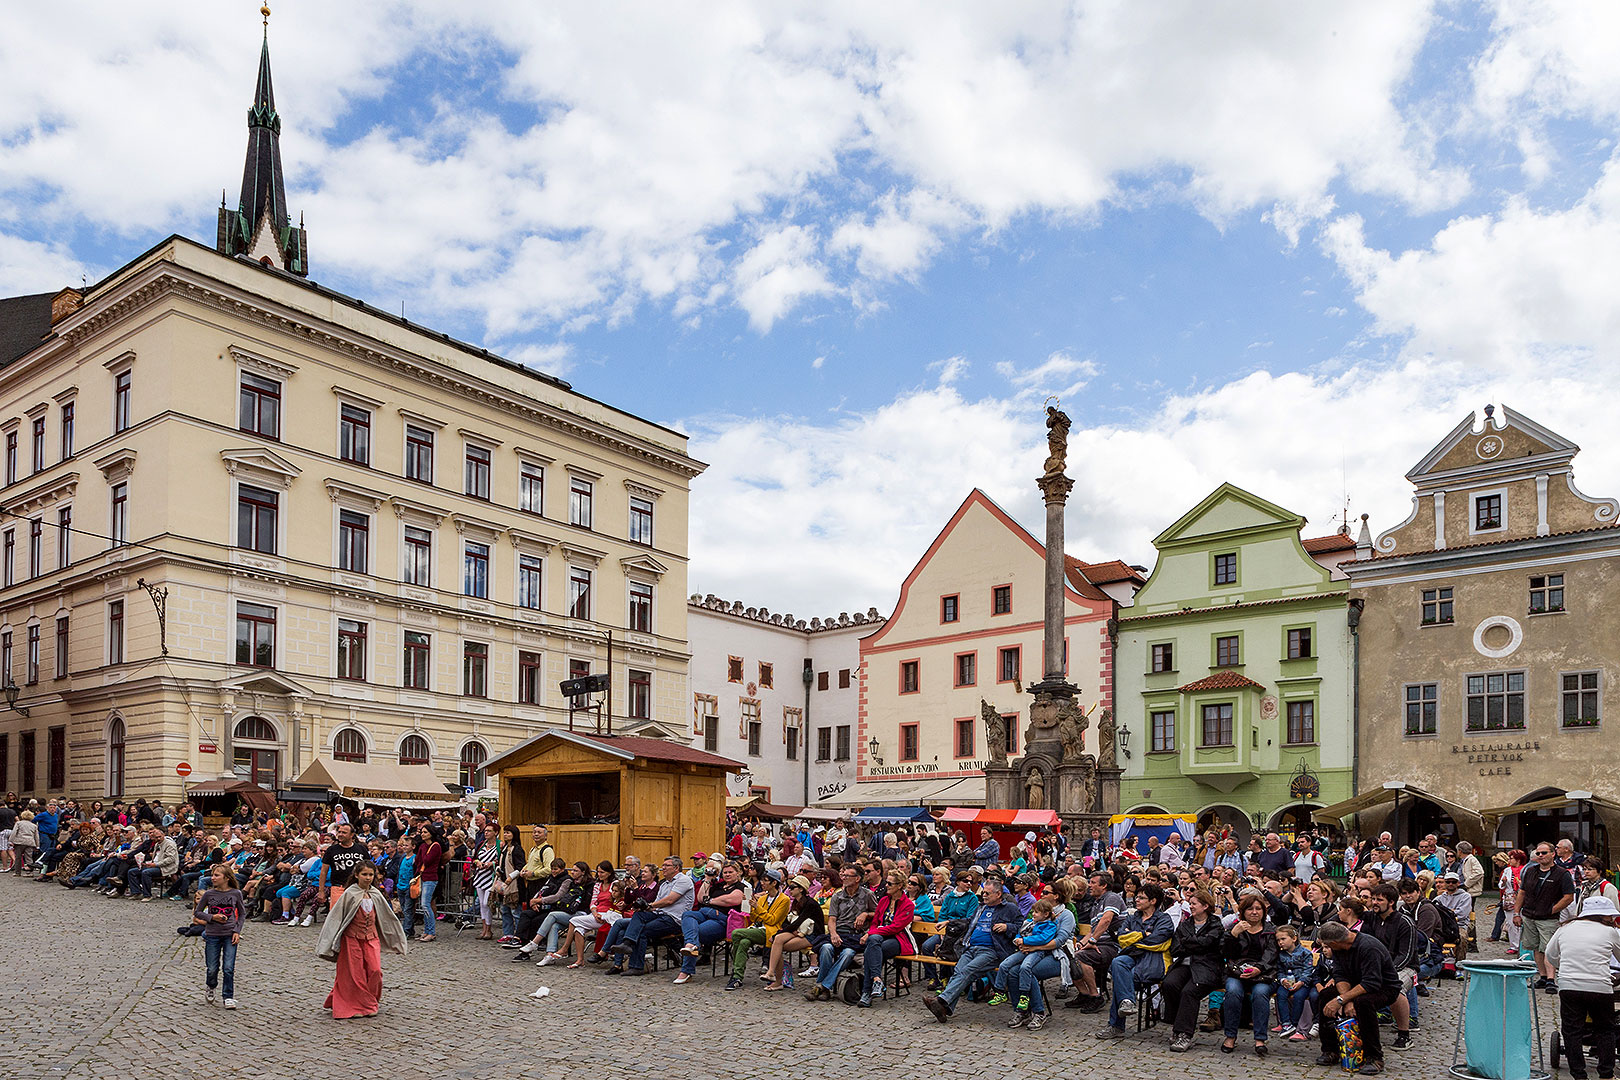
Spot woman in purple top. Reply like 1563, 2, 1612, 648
192, 863, 246, 1008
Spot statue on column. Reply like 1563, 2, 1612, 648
1056, 699, 1090, 763
981, 700, 1009, 767
1096, 708, 1117, 769
1042, 405, 1071, 480
1026, 767, 1046, 810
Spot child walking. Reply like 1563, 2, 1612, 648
193, 863, 246, 1008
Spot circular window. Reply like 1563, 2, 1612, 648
1472, 615, 1523, 659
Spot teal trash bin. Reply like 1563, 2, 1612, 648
1449, 960, 1548, 1080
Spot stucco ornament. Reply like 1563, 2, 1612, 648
1095, 708, 1117, 769
1260, 695, 1279, 721
1476, 434, 1503, 460
982, 700, 1009, 767
1472, 615, 1524, 659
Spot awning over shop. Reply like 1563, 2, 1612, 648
852, 806, 934, 824
792, 807, 847, 822
726, 795, 759, 811
940, 808, 1060, 828
289, 758, 461, 810
737, 801, 806, 820
1313, 783, 1486, 831
1479, 791, 1620, 824
815, 775, 986, 808
185, 779, 277, 813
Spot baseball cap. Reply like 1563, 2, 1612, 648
1024, 831, 1037, 841
1442, 871, 1460, 881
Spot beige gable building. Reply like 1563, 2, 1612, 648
0, 32, 700, 806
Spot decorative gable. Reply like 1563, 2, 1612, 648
221, 446, 301, 489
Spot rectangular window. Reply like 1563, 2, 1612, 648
1, 529, 10, 586
518, 651, 543, 704
26, 625, 39, 685
1151, 642, 1175, 673
568, 567, 592, 620
336, 619, 367, 681
817, 670, 829, 691
517, 554, 544, 610
1150, 709, 1175, 752
464, 444, 491, 499
569, 477, 593, 528
404, 424, 434, 483
954, 717, 975, 758
1002, 713, 1019, 756
107, 601, 124, 664
236, 485, 278, 554
839, 668, 851, 689
47, 726, 65, 790
519, 462, 544, 514
110, 482, 129, 546
1286, 627, 1313, 660
743, 699, 761, 756
628, 668, 651, 719
31, 416, 45, 472
1561, 671, 1601, 729
729, 657, 745, 683
817, 727, 832, 761
114, 370, 132, 433
60, 402, 73, 459
941, 594, 959, 623
992, 584, 1012, 615
2, 631, 11, 680
1422, 586, 1454, 625
998, 646, 1021, 683
1215, 635, 1240, 667
402, 631, 430, 689
704, 715, 719, 753
28, 519, 41, 578
19, 730, 34, 792
786, 725, 799, 761
900, 723, 919, 762
747, 720, 761, 757
954, 652, 976, 687
0, 734, 7, 794
1200, 703, 1234, 747
758, 662, 773, 690
1213, 552, 1238, 585
1465, 671, 1526, 732
1404, 683, 1438, 736
235, 602, 275, 667
5, 430, 17, 484
56, 506, 70, 568
339, 404, 371, 465
54, 617, 67, 679
900, 659, 920, 694
337, 510, 369, 573
1475, 494, 1503, 530
238, 372, 281, 438
628, 581, 653, 632
463, 542, 489, 598
463, 641, 488, 696
1286, 700, 1315, 744
835, 725, 851, 761
1530, 574, 1565, 614
629, 496, 653, 545
402, 526, 432, 586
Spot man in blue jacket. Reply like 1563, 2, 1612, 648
1096, 883, 1175, 1037
34, 800, 60, 867
924, 877, 1023, 1022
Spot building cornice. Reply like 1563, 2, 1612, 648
1119, 591, 1349, 626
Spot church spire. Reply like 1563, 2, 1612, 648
216, 5, 308, 276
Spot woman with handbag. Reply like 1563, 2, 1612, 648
316, 861, 407, 1019
497, 825, 527, 944
471, 823, 501, 940
1221, 894, 1280, 1056
762, 875, 826, 990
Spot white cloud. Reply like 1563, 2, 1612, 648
995, 350, 1100, 401
0, 234, 87, 296
731, 225, 836, 332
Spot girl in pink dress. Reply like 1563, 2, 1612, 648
316, 861, 406, 1018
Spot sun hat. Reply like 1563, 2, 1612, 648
1579, 895, 1620, 920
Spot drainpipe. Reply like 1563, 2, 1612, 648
1347, 598, 1363, 800
802, 658, 814, 806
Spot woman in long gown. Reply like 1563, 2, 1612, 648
316, 861, 407, 1018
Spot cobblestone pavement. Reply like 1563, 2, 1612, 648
0, 876, 1485, 1080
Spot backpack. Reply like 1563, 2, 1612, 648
937, 918, 970, 963
1423, 899, 1461, 945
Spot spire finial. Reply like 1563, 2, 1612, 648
261, 4, 271, 30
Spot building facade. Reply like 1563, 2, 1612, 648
1345, 406, 1620, 858
1116, 484, 1357, 843
0, 32, 701, 805
686, 597, 879, 807
846, 489, 1132, 808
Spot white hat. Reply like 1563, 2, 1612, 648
1024, 831, 1037, 841
1580, 895, 1620, 920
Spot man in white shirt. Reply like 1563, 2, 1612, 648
1160, 835, 1185, 870
1293, 837, 1326, 883
1370, 845, 1404, 882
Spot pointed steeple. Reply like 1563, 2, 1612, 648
216, 5, 308, 276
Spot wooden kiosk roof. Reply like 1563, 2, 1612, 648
485, 730, 745, 774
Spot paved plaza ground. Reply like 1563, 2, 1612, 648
0, 875, 1489, 1080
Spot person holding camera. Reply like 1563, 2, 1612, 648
610, 855, 694, 976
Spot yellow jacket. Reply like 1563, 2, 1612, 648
748, 889, 791, 943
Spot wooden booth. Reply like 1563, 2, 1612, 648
485, 731, 742, 867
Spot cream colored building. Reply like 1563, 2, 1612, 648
0, 33, 700, 805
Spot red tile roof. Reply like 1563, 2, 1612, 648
1303, 532, 1358, 554
1178, 670, 1267, 693
1068, 557, 1146, 585
590, 734, 745, 770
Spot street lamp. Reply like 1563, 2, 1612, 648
3, 680, 28, 717
867, 736, 883, 766
1118, 723, 1132, 759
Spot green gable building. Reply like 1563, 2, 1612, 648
1117, 484, 1358, 845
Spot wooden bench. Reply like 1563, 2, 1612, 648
895, 920, 957, 995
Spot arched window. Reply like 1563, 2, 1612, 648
459, 741, 488, 789
107, 717, 126, 798
332, 727, 367, 763
398, 733, 431, 767
234, 716, 276, 742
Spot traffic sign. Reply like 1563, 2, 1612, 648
198, 741, 218, 754
176, 761, 193, 777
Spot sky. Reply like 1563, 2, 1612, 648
5, 2, 1620, 618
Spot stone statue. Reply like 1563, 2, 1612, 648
1026, 766, 1046, 810
1056, 699, 1090, 763
1096, 708, 1117, 769
1042, 405, 1071, 479
981, 700, 1009, 767
1079, 763, 1097, 815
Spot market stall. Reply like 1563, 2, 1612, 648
185, 778, 277, 826
851, 806, 934, 826
286, 758, 462, 812
940, 807, 1060, 859
1108, 812, 1197, 851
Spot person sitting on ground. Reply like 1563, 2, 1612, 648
1397, 877, 1445, 1004
803, 864, 877, 1001
1220, 893, 1279, 1057
1546, 894, 1620, 1080
1273, 924, 1317, 1040
1316, 920, 1402, 1076
1161, 888, 1226, 1052
1096, 882, 1175, 1039
1065, 872, 1127, 1012
723, 869, 791, 990
763, 875, 825, 990
922, 875, 1023, 1023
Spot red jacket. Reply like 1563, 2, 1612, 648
868, 893, 918, 955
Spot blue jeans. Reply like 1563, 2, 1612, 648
204, 937, 237, 998
501, 904, 519, 939
127, 866, 163, 897
1108, 954, 1139, 1028
71, 858, 106, 887
680, 908, 730, 975
817, 941, 859, 990
536, 911, 571, 953
937, 945, 1003, 1010
1223, 978, 1274, 1040
621, 911, 678, 971
402, 880, 436, 936
861, 937, 902, 994
1278, 983, 1314, 1028
1020, 953, 1062, 1012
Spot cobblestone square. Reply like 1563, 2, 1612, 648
0, 876, 1475, 1080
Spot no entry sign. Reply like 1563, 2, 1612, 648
176, 761, 193, 777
